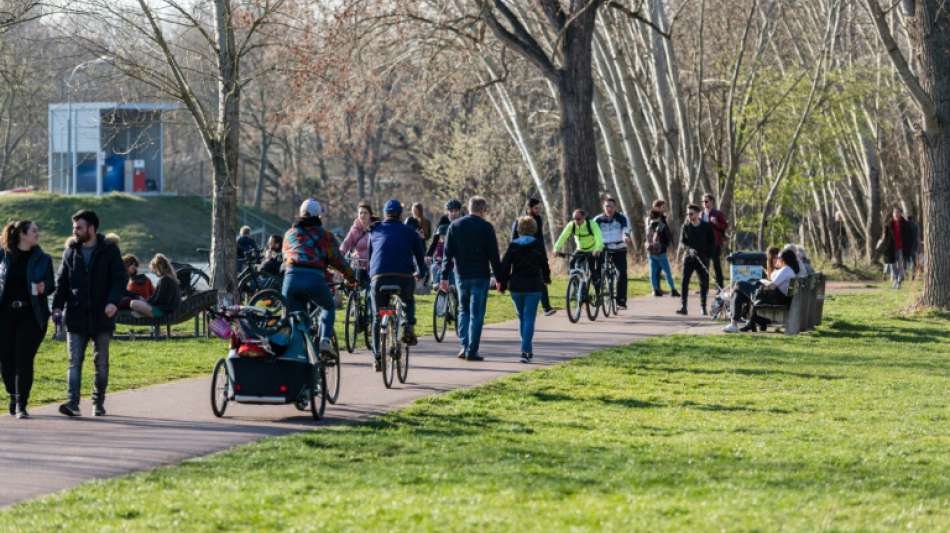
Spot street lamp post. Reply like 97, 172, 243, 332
65, 56, 111, 195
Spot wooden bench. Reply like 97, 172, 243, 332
115, 290, 219, 339
754, 273, 826, 335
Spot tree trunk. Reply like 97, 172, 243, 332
209, 0, 239, 297
912, 0, 950, 307
558, 26, 601, 216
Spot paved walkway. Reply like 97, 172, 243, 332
0, 293, 720, 507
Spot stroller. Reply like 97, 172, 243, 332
708, 252, 768, 322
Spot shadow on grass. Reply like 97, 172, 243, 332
638, 366, 844, 381
820, 320, 950, 344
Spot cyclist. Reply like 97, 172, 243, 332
554, 208, 604, 287
594, 197, 632, 310
430, 198, 464, 253
368, 200, 427, 367
282, 199, 356, 356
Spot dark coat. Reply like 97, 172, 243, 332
499, 236, 550, 293
0, 245, 55, 332
680, 221, 715, 261
442, 214, 501, 280
510, 213, 547, 253
878, 216, 915, 263
52, 234, 127, 335
148, 275, 181, 315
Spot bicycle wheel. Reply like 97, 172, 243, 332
433, 290, 448, 342
381, 317, 397, 389
397, 309, 410, 384
344, 292, 359, 353
566, 275, 583, 323
585, 279, 601, 321
325, 333, 341, 404
210, 358, 230, 418
246, 289, 287, 336
310, 363, 327, 420
608, 271, 618, 315
601, 271, 612, 318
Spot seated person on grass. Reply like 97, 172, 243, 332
128, 254, 181, 319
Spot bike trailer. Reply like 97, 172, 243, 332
226, 354, 310, 404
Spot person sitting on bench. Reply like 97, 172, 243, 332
129, 254, 180, 319
723, 247, 778, 333
724, 247, 799, 333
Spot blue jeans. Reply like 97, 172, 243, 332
649, 254, 676, 292
66, 332, 111, 407
510, 292, 541, 354
455, 276, 490, 356
282, 267, 334, 341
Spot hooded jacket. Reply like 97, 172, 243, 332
52, 233, 127, 335
0, 245, 55, 332
499, 235, 550, 293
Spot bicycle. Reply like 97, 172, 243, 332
237, 248, 281, 303
373, 284, 411, 388
432, 273, 458, 343
172, 248, 212, 298
250, 286, 342, 405
600, 251, 621, 317
343, 258, 372, 354
561, 251, 602, 323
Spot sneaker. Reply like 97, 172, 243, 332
373, 357, 382, 372
617, 304, 627, 311
740, 321, 757, 333
402, 327, 418, 346
653, 290, 664, 297
723, 323, 739, 333
318, 337, 334, 356
675, 307, 687, 315
465, 354, 484, 362
94, 404, 106, 417
15, 408, 30, 420
59, 403, 81, 417
543, 308, 557, 317
527, 352, 534, 360
8, 400, 15, 416
671, 290, 680, 298
457, 349, 467, 359
701, 306, 708, 316
520, 353, 530, 364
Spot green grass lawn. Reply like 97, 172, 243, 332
3, 287, 947, 530
13, 277, 650, 408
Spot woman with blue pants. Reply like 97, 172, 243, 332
498, 216, 551, 364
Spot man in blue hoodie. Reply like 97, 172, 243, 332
368, 200, 427, 363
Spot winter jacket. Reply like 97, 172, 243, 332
405, 216, 432, 241
554, 218, 604, 254
0, 245, 55, 332
442, 214, 502, 280
340, 219, 373, 266
878, 216, 915, 263
702, 209, 729, 248
594, 213, 631, 251
368, 219, 427, 278
646, 215, 672, 255
52, 234, 127, 335
680, 221, 715, 261
499, 236, 550, 293
148, 275, 181, 314
282, 217, 354, 282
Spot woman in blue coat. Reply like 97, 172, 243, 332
0, 220, 54, 419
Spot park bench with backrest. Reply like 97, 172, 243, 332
115, 289, 219, 339
754, 273, 826, 335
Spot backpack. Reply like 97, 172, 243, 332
570, 218, 594, 238
647, 220, 665, 255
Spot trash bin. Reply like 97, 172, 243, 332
727, 252, 766, 283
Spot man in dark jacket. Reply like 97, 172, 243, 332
702, 193, 729, 289
368, 199, 427, 356
52, 210, 127, 417
440, 196, 502, 362
677, 204, 715, 316
510, 198, 555, 315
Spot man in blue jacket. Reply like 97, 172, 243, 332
368, 200, 427, 365
439, 196, 502, 362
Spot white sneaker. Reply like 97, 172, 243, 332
723, 323, 739, 333
544, 308, 557, 316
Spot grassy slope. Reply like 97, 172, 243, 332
4, 286, 948, 531
15, 277, 651, 407
0, 193, 287, 260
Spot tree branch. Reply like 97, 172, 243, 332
480, 0, 559, 82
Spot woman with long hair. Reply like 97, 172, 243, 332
0, 220, 54, 419
129, 254, 180, 319
340, 201, 377, 288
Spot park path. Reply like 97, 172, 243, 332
0, 293, 721, 508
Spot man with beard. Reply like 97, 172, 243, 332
52, 210, 127, 417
